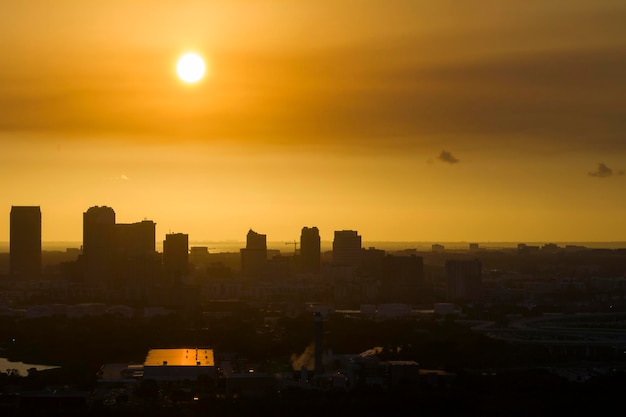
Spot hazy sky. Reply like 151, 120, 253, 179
2, 1, 626, 244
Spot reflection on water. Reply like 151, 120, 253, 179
0, 357, 60, 376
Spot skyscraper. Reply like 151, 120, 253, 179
115, 220, 156, 256
300, 226, 321, 274
163, 233, 189, 282
240, 229, 267, 277
332, 230, 362, 267
82, 206, 116, 286
114, 220, 158, 289
9, 206, 41, 279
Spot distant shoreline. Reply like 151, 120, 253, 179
1, 241, 625, 253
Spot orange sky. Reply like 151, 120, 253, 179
1, 1, 626, 244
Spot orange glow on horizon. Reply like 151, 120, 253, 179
1, 2, 626, 243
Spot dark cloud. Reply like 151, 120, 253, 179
438, 150, 459, 164
588, 162, 624, 178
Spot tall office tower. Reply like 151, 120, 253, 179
115, 220, 156, 256
246, 229, 267, 250
115, 220, 158, 288
445, 258, 482, 303
83, 206, 116, 286
240, 229, 267, 277
9, 206, 42, 279
300, 226, 321, 274
332, 230, 362, 267
163, 233, 189, 282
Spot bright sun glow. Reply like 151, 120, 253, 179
176, 52, 206, 83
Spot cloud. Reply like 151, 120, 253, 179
588, 162, 624, 178
105, 174, 131, 181
438, 150, 459, 164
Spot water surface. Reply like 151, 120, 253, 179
0, 357, 60, 376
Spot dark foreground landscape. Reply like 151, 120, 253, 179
2, 306, 626, 417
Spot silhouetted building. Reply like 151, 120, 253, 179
361, 247, 386, 279
83, 206, 159, 290
83, 206, 116, 287
114, 220, 158, 289
116, 220, 156, 256
517, 243, 539, 255
163, 233, 189, 282
381, 254, 424, 304
190, 246, 209, 263
300, 226, 321, 274
432, 244, 445, 253
9, 206, 41, 279
332, 230, 362, 267
266, 254, 291, 281
240, 229, 267, 277
445, 259, 482, 303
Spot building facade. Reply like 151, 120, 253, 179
445, 259, 482, 303
114, 220, 158, 289
300, 226, 321, 274
163, 233, 189, 282
82, 206, 116, 287
332, 230, 362, 267
240, 229, 267, 278
9, 206, 42, 279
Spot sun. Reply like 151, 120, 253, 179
176, 52, 206, 83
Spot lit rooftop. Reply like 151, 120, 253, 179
144, 348, 214, 367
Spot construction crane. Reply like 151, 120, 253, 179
285, 240, 299, 253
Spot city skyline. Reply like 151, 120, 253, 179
2, 204, 626, 255
2, 1, 626, 243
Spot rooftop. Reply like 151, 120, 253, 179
144, 348, 214, 367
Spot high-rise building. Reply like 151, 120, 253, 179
240, 229, 267, 277
82, 206, 159, 290
332, 230, 362, 267
246, 229, 266, 250
115, 220, 158, 289
300, 226, 321, 274
9, 206, 41, 279
361, 247, 386, 279
163, 233, 189, 281
82, 206, 116, 286
115, 220, 156, 257
445, 259, 482, 303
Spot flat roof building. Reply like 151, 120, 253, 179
300, 226, 321, 274
240, 229, 268, 278
163, 233, 189, 281
142, 348, 215, 381
83, 206, 116, 286
10, 206, 42, 279
332, 230, 362, 267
